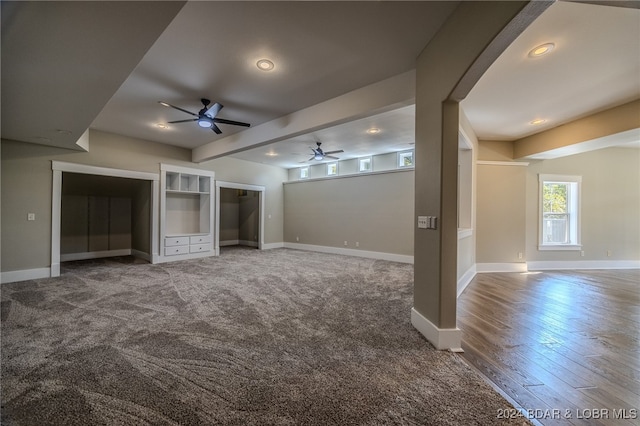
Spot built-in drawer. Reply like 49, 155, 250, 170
190, 235, 211, 244
190, 243, 211, 254
165, 245, 189, 256
165, 236, 190, 247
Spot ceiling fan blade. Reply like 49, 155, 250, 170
167, 118, 198, 124
159, 101, 198, 117
211, 124, 222, 134
325, 155, 340, 160
308, 156, 315, 161
323, 150, 344, 155
213, 118, 251, 127
205, 102, 223, 118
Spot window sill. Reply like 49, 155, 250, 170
538, 244, 582, 251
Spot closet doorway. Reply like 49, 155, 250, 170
51, 161, 159, 277
215, 181, 265, 255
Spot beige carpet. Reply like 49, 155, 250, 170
1, 247, 530, 425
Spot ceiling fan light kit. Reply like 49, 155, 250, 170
159, 98, 250, 134
308, 141, 344, 162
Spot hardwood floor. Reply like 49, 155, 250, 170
457, 269, 640, 426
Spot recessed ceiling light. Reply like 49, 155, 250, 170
528, 43, 555, 58
530, 118, 547, 125
56, 129, 72, 135
265, 152, 278, 157
256, 59, 275, 71
366, 128, 381, 135
157, 123, 169, 129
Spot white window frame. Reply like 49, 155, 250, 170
326, 162, 338, 176
398, 150, 414, 168
538, 174, 582, 251
300, 167, 309, 179
358, 157, 372, 173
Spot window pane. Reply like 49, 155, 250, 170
300, 168, 309, 179
327, 163, 337, 175
543, 183, 568, 213
543, 214, 569, 243
359, 158, 371, 172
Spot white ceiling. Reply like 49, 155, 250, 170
2, 1, 639, 169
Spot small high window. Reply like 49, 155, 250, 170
359, 157, 372, 172
398, 150, 414, 168
300, 167, 309, 179
327, 162, 338, 176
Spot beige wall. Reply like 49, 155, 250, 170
525, 147, 640, 262
1, 129, 286, 273
219, 188, 240, 242
476, 163, 527, 263
474, 143, 640, 265
283, 170, 414, 256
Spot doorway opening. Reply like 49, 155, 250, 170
215, 181, 265, 255
51, 161, 159, 277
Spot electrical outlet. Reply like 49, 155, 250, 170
296, 236, 299, 242
581, 250, 585, 257
27, 213, 35, 221
518, 252, 523, 260
355, 242, 359, 248
344, 241, 348, 246
607, 250, 612, 257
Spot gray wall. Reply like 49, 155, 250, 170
1, 129, 286, 273
284, 169, 414, 256
219, 188, 240, 242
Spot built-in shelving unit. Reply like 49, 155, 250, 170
160, 164, 215, 262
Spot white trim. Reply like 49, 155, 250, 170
457, 265, 477, 297
155, 251, 215, 264
538, 244, 582, 251
458, 228, 473, 239
284, 242, 413, 264
51, 161, 159, 276
477, 160, 529, 167
411, 308, 462, 351
1, 268, 51, 284
53, 161, 159, 181
476, 263, 528, 273
527, 260, 640, 270
131, 249, 152, 262
215, 181, 266, 252
285, 167, 413, 184
262, 242, 284, 250
219, 240, 259, 248
60, 249, 132, 262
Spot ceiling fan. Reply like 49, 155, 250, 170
307, 141, 344, 161
159, 98, 250, 134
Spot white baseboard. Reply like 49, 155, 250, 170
60, 249, 132, 262
476, 262, 528, 273
239, 240, 259, 248
527, 259, 640, 270
131, 249, 152, 262
457, 265, 477, 297
411, 307, 462, 351
1, 267, 51, 284
262, 242, 284, 250
283, 242, 414, 264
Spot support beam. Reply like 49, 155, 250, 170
192, 71, 416, 163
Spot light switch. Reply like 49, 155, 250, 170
417, 216, 428, 229
27, 213, 35, 221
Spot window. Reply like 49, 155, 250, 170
359, 157, 372, 172
300, 167, 309, 179
398, 150, 414, 168
327, 162, 338, 176
539, 174, 581, 250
